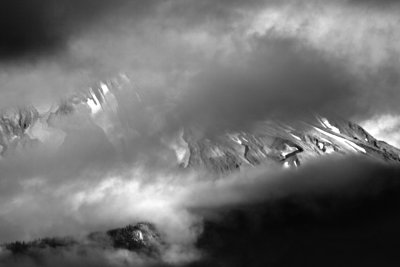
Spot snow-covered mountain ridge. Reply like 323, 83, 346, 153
0, 74, 398, 172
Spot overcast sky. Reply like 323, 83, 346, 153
1, 0, 400, 122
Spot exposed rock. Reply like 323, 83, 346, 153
0, 106, 39, 155
2, 222, 164, 258
106, 222, 164, 256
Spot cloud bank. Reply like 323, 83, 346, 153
2, 154, 400, 266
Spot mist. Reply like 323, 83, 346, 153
2, 152, 400, 266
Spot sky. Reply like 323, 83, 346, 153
1, 0, 400, 266
0, 0, 399, 119
0, 0, 399, 141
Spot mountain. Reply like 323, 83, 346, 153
2, 222, 164, 258
180, 115, 400, 173
0, 74, 400, 266
0, 73, 398, 171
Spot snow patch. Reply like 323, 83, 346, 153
100, 82, 110, 95
280, 143, 299, 158
290, 133, 301, 141
320, 118, 341, 134
283, 161, 290, 168
314, 127, 366, 153
325, 146, 335, 154
86, 89, 102, 114
229, 134, 243, 145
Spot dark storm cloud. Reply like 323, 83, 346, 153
181, 156, 400, 209
175, 36, 356, 134
0, 0, 62, 58
0, 0, 160, 59
0, 0, 266, 60
1, 0, 400, 119
182, 156, 400, 266
0, 0, 272, 107
163, 0, 400, 134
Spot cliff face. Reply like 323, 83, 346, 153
0, 107, 39, 155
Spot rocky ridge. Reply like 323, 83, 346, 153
0, 74, 398, 173
2, 222, 164, 257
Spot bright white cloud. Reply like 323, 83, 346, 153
361, 114, 400, 147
